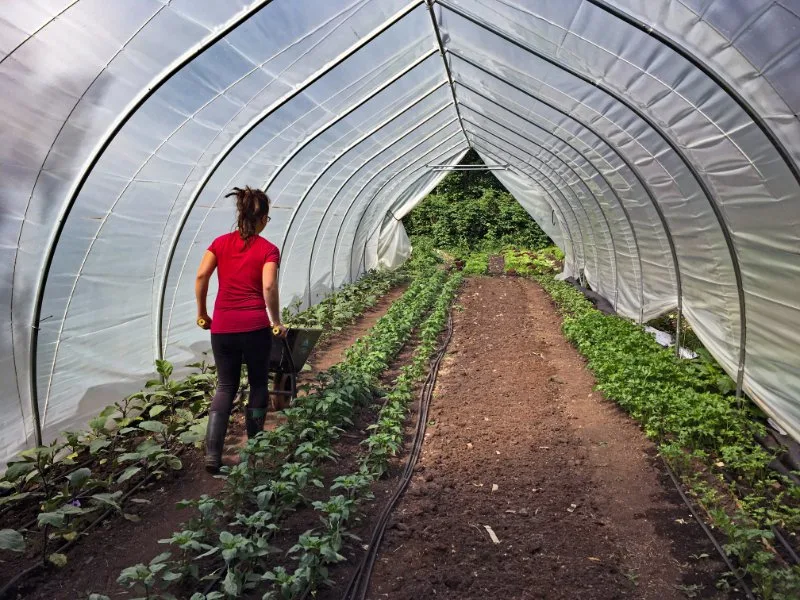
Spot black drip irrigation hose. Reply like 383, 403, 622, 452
341, 312, 454, 600
660, 458, 756, 600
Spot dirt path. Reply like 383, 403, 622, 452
23, 287, 407, 600
367, 276, 734, 600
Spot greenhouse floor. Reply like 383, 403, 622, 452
17, 277, 741, 599
20, 288, 408, 600
362, 276, 736, 600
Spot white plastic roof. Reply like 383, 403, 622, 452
1, 0, 799, 466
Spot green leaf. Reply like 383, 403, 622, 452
38, 511, 65, 527
148, 405, 168, 418
89, 438, 112, 454
165, 456, 182, 470
139, 421, 167, 434
0, 492, 31, 506
91, 491, 123, 511
145, 379, 163, 388
117, 466, 141, 483
155, 359, 174, 380
48, 552, 68, 567
151, 551, 172, 564
3, 460, 35, 481
0, 529, 25, 552
222, 570, 240, 596
66, 467, 92, 489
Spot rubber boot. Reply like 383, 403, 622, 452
204, 411, 229, 473
245, 407, 267, 439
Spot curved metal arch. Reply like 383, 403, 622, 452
260, 48, 439, 192
341, 144, 468, 282
302, 120, 461, 306
277, 81, 448, 260
318, 130, 464, 292
438, 0, 744, 392
456, 85, 645, 313
586, 0, 800, 191
450, 51, 687, 346
28, 0, 282, 441
425, 0, 469, 145
465, 131, 588, 273
461, 111, 621, 310
354, 142, 580, 280
465, 129, 592, 282
467, 139, 590, 281
0, 0, 81, 66
155, 0, 425, 357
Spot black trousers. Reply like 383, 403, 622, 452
210, 327, 272, 413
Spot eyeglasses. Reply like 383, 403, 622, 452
265, 215, 272, 223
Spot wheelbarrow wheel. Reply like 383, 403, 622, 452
270, 373, 294, 411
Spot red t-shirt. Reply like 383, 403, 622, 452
207, 232, 280, 334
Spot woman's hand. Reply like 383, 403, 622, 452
272, 323, 288, 338
197, 314, 212, 330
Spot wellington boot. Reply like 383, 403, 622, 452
204, 411, 229, 473
245, 407, 267, 439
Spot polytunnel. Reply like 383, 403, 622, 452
2, 0, 800, 471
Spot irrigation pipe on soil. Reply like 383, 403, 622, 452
341, 311, 455, 600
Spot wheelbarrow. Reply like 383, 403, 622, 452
268, 326, 323, 410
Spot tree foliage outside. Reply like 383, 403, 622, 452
403, 150, 551, 251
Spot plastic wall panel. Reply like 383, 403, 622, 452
300, 116, 461, 305
3, 0, 800, 462
309, 127, 464, 302
464, 120, 617, 309
445, 39, 743, 361
346, 146, 469, 282
456, 93, 640, 314
162, 40, 442, 353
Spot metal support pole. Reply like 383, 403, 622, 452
461, 111, 620, 310
347, 144, 468, 280
437, 0, 743, 393
155, 0, 424, 359
324, 129, 463, 291
425, 0, 469, 146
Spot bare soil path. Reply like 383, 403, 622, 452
21, 286, 407, 600
367, 276, 735, 600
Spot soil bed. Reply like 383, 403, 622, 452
14, 286, 408, 600
364, 276, 741, 600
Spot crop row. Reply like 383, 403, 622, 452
113, 264, 453, 599
263, 270, 463, 598
283, 268, 406, 336
0, 267, 408, 588
504, 247, 800, 599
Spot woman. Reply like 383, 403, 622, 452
195, 186, 287, 473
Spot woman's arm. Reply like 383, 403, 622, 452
195, 251, 217, 329
263, 261, 286, 336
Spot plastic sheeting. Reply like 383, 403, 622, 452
1, 0, 800, 466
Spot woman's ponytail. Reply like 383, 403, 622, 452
226, 186, 270, 242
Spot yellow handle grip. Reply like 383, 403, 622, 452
272, 325, 282, 336
197, 317, 209, 329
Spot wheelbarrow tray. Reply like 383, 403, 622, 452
268, 327, 323, 374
